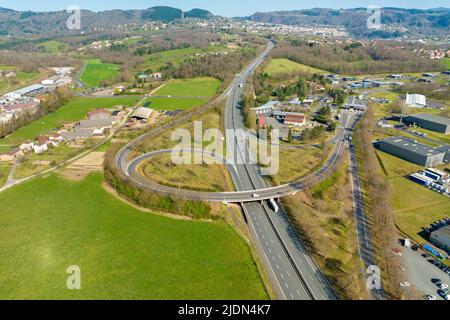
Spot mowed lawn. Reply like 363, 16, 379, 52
0, 97, 139, 145
154, 77, 221, 97
0, 173, 268, 299
145, 97, 207, 111
376, 150, 450, 244
81, 59, 120, 87
265, 58, 326, 75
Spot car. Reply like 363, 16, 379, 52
438, 289, 450, 299
426, 295, 437, 301
439, 283, 449, 290
252, 194, 261, 198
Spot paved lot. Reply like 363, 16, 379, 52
402, 246, 450, 300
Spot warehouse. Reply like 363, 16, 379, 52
377, 136, 446, 167
403, 114, 450, 135
251, 101, 279, 115
430, 226, 450, 253
405, 93, 427, 108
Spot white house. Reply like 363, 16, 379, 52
33, 144, 48, 154
19, 141, 35, 152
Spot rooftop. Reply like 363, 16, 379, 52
11, 84, 45, 96
433, 225, 450, 239
405, 114, 450, 126
380, 136, 444, 157
252, 101, 278, 111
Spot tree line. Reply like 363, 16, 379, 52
353, 107, 402, 299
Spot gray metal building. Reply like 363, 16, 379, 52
437, 145, 450, 164
377, 136, 446, 166
403, 114, 450, 135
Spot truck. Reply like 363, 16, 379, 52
409, 173, 432, 186
269, 199, 279, 213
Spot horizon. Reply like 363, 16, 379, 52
0, 0, 449, 17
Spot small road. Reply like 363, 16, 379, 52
348, 126, 384, 300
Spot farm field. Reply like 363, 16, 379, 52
145, 97, 207, 111
376, 150, 450, 244
154, 77, 221, 97
0, 173, 268, 299
81, 59, 120, 87
0, 97, 139, 146
138, 154, 233, 192
38, 40, 64, 53
265, 58, 326, 76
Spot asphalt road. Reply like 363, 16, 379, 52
114, 41, 360, 300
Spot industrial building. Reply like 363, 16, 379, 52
405, 93, 427, 108
4, 84, 45, 99
377, 136, 446, 167
403, 114, 450, 135
251, 101, 279, 115
430, 226, 450, 253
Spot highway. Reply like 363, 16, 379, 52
114, 40, 359, 300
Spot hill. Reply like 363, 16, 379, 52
0, 6, 214, 35
141, 6, 183, 22
0, 7, 14, 13
249, 7, 450, 38
186, 8, 214, 19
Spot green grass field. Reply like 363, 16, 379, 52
265, 58, 326, 75
145, 97, 207, 110
0, 97, 139, 145
443, 58, 450, 69
154, 77, 221, 97
0, 79, 8, 92
81, 59, 120, 87
0, 163, 10, 187
376, 150, 450, 244
142, 46, 228, 70
39, 40, 64, 53
143, 47, 200, 69
0, 173, 268, 299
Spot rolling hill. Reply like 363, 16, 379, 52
0, 6, 214, 35
249, 7, 450, 38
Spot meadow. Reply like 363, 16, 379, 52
139, 154, 233, 192
265, 58, 326, 76
0, 97, 139, 145
0, 173, 268, 299
38, 40, 64, 53
154, 77, 222, 97
81, 59, 120, 87
145, 97, 207, 111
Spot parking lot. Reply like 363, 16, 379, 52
402, 246, 450, 300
